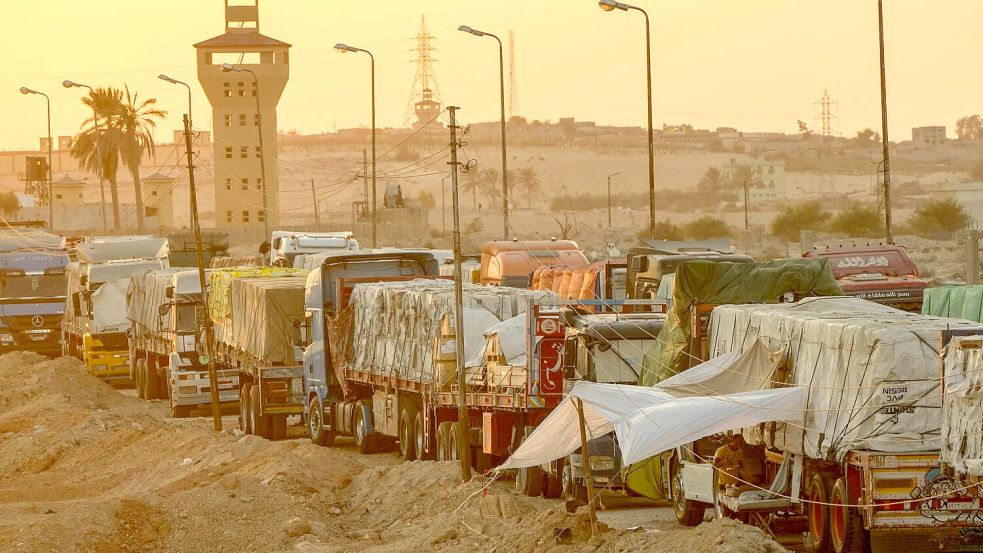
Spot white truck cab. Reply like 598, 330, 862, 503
269, 231, 359, 268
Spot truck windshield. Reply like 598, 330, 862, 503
0, 274, 66, 300
175, 304, 196, 333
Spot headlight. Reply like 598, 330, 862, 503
178, 386, 196, 394
91, 364, 108, 372
0, 333, 14, 343
590, 458, 615, 471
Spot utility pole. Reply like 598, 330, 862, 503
606, 172, 621, 228
743, 178, 750, 231
442, 175, 448, 235
362, 149, 369, 219
310, 179, 320, 227
878, 0, 893, 244
183, 114, 222, 432
448, 106, 471, 482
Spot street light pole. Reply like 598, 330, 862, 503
19, 87, 53, 230
335, 44, 377, 248
63, 80, 108, 231
221, 64, 270, 241
606, 171, 621, 228
598, 1, 656, 239
877, 0, 893, 244
159, 74, 195, 226
458, 25, 510, 240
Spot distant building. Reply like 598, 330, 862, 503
932, 182, 983, 225
142, 171, 176, 229
50, 175, 85, 207
195, 0, 290, 230
719, 157, 786, 201
912, 126, 946, 146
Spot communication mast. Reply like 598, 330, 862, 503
508, 30, 519, 120
405, 16, 443, 128
814, 90, 838, 196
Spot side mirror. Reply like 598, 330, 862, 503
158, 303, 172, 317
165, 286, 174, 299
71, 292, 82, 315
79, 274, 88, 287
292, 318, 308, 348
559, 308, 577, 329
562, 337, 577, 379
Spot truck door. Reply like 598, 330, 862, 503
303, 309, 326, 396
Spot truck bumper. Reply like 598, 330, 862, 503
0, 338, 61, 358
87, 350, 131, 384
870, 527, 983, 553
171, 369, 240, 406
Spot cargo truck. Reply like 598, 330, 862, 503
269, 230, 359, 268
126, 268, 239, 416
63, 237, 168, 384
668, 297, 983, 553
480, 239, 589, 288
0, 229, 69, 357
166, 231, 229, 268
803, 244, 927, 312
208, 270, 309, 439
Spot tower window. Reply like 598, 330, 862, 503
225, 147, 233, 159
255, 146, 261, 158
258, 209, 265, 223
223, 82, 231, 98
254, 113, 260, 126
237, 82, 245, 97
242, 210, 250, 223
225, 178, 232, 191
239, 113, 247, 127
226, 210, 233, 223
240, 147, 248, 159
241, 178, 249, 190
256, 178, 263, 190
224, 114, 233, 127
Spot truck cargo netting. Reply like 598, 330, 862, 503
942, 336, 983, 477
223, 276, 308, 365
207, 267, 307, 321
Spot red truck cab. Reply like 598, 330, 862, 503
803, 244, 927, 311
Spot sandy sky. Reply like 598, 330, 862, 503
1, 0, 981, 151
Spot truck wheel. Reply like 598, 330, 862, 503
249, 386, 270, 438
830, 477, 865, 553
170, 402, 190, 418
398, 407, 418, 460
307, 397, 335, 447
353, 402, 372, 454
672, 467, 706, 526
271, 415, 287, 440
239, 383, 253, 434
807, 473, 833, 553
473, 448, 494, 475
517, 465, 544, 497
145, 357, 160, 400
135, 359, 147, 400
415, 411, 434, 460
543, 458, 564, 499
158, 366, 170, 400
436, 421, 453, 461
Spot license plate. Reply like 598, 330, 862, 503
30, 335, 45, 341
218, 380, 234, 390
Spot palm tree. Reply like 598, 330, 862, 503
516, 167, 541, 208
481, 168, 502, 207
460, 169, 483, 209
71, 87, 124, 227
697, 166, 722, 197
728, 165, 763, 231
116, 86, 166, 232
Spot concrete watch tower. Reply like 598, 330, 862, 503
194, 0, 290, 229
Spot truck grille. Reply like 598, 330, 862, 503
3, 314, 63, 332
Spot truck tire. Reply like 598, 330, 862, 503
239, 383, 253, 434
672, 466, 706, 526
807, 473, 834, 553
250, 386, 270, 438
398, 407, 418, 460
158, 365, 170, 400
830, 477, 865, 553
145, 357, 160, 400
415, 411, 434, 460
307, 397, 335, 447
517, 465, 544, 497
170, 401, 191, 418
543, 458, 564, 499
135, 359, 147, 400
436, 421, 453, 461
473, 448, 494, 475
353, 402, 372, 454
270, 415, 287, 440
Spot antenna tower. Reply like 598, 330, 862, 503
814, 90, 838, 196
405, 16, 443, 128
508, 30, 519, 120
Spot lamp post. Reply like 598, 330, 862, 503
159, 74, 194, 226
335, 43, 377, 248
19, 87, 53, 230
64, 79, 108, 230
877, 0, 893, 244
221, 63, 270, 241
606, 172, 621, 228
598, 0, 656, 239
458, 25, 510, 241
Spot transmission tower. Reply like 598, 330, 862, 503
508, 30, 519, 120
405, 15, 443, 128
814, 90, 839, 196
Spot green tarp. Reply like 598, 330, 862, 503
922, 285, 983, 322
639, 258, 843, 387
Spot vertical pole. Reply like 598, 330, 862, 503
310, 179, 320, 227
45, 96, 53, 231
576, 398, 599, 537
442, 175, 447, 235
744, 179, 749, 231
250, 70, 270, 241
967, 229, 980, 285
370, 54, 378, 249
448, 106, 471, 482
362, 148, 369, 209
877, 0, 893, 244
607, 175, 612, 228
496, 36, 510, 241
641, 9, 656, 240
184, 114, 222, 432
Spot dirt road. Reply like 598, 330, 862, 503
0, 352, 787, 552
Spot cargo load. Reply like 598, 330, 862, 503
126, 268, 184, 338
941, 336, 983, 477
708, 296, 981, 460
207, 267, 306, 321
214, 276, 307, 365
922, 285, 983, 322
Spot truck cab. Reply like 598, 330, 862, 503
803, 243, 927, 311
628, 249, 754, 300
0, 244, 69, 358
480, 239, 589, 288
270, 231, 359, 268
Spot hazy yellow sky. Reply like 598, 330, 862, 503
2, 0, 981, 151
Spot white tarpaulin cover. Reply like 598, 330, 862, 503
942, 337, 983, 477
89, 279, 131, 333
709, 296, 983, 461
479, 314, 528, 367
498, 344, 807, 470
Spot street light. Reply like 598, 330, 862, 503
19, 87, 53, 231
221, 63, 270, 241
334, 43, 377, 248
458, 24, 510, 241
64, 79, 108, 230
606, 172, 621, 228
159, 74, 195, 226
597, 0, 656, 240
